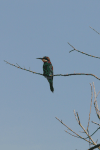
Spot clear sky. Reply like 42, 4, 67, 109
1, 1, 100, 150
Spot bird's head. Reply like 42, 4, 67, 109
36, 56, 50, 63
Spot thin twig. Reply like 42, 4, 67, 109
64, 130, 79, 138
91, 121, 100, 126
96, 91, 100, 98
74, 110, 80, 124
87, 83, 93, 149
89, 26, 100, 35
96, 139, 98, 144
87, 83, 93, 132
16, 63, 21, 68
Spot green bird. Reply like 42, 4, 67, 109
37, 56, 54, 92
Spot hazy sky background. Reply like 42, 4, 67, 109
1, 1, 100, 150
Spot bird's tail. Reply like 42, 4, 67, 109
46, 76, 54, 92
50, 82, 54, 92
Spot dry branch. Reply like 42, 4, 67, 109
93, 83, 100, 119
89, 26, 100, 35
4, 60, 100, 81
88, 144, 100, 150
56, 83, 100, 150
74, 110, 96, 145
68, 42, 100, 59
55, 117, 93, 145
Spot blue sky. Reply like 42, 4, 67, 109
1, 1, 100, 150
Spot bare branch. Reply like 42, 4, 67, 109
4, 60, 43, 76
93, 82, 100, 119
91, 121, 100, 127
55, 117, 93, 145
4, 60, 100, 81
96, 91, 100, 98
89, 26, 100, 35
64, 130, 79, 138
87, 127, 100, 139
87, 83, 93, 132
56, 83, 100, 149
96, 139, 98, 144
74, 110, 80, 125
74, 111, 96, 145
79, 127, 100, 140
68, 42, 100, 59
88, 144, 100, 150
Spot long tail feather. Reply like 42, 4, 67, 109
50, 82, 54, 92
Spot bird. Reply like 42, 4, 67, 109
36, 56, 54, 92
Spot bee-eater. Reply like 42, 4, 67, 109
36, 56, 54, 92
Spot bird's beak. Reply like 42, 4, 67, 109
36, 58, 43, 60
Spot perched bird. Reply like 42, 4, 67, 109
36, 56, 54, 92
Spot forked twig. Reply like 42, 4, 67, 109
56, 83, 100, 150
68, 42, 100, 59
55, 117, 93, 145
74, 110, 96, 145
